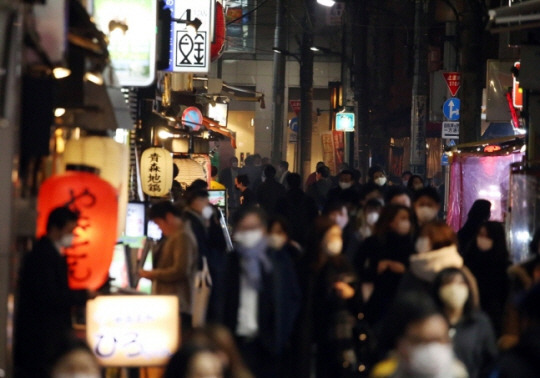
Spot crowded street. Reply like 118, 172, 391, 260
2, 0, 540, 377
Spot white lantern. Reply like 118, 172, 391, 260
64, 136, 129, 237
141, 147, 174, 197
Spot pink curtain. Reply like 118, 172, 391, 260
447, 152, 523, 231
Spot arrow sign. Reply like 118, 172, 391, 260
443, 72, 461, 97
443, 98, 460, 121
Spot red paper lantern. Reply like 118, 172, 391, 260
36, 170, 119, 290
211, 1, 226, 62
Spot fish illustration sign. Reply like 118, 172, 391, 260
165, 0, 215, 73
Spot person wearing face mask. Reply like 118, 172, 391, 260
267, 216, 303, 263
356, 205, 416, 325
14, 206, 90, 377
368, 165, 391, 194
432, 268, 497, 378
412, 187, 441, 229
457, 199, 491, 254
327, 169, 360, 206
372, 293, 468, 378
398, 221, 468, 299
139, 201, 198, 331
295, 217, 364, 378
219, 206, 301, 378
463, 221, 510, 337
323, 200, 364, 265
184, 190, 227, 322
357, 199, 384, 240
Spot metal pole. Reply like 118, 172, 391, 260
409, 0, 429, 176
299, 0, 314, 181
271, 0, 287, 164
350, 0, 369, 181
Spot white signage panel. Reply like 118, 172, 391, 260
86, 295, 179, 367
170, 0, 214, 73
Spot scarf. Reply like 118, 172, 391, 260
237, 238, 272, 290
409, 245, 463, 283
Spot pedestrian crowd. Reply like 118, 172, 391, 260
13, 153, 540, 378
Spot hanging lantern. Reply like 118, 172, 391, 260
64, 136, 129, 237
36, 170, 119, 290
211, 1, 226, 62
141, 147, 174, 197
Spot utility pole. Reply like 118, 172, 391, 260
350, 0, 369, 181
459, 0, 484, 143
299, 0, 314, 180
409, 0, 430, 176
271, 0, 287, 164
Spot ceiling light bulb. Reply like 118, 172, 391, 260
52, 67, 71, 79
158, 130, 173, 139
317, 0, 335, 7
54, 108, 66, 117
84, 72, 104, 85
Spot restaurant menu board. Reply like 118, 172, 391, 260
86, 296, 179, 366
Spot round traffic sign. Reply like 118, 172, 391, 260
182, 106, 203, 131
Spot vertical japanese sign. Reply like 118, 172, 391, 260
167, 0, 214, 73
410, 95, 427, 174
321, 131, 345, 175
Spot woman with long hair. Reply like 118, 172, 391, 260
463, 221, 510, 337
356, 204, 415, 324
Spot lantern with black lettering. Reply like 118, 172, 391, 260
36, 167, 119, 290
140, 147, 173, 197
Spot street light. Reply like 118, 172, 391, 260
316, 0, 336, 7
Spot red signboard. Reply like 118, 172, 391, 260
443, 72, 461, 97
290, 100, 301, 114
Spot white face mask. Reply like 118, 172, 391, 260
439, 283, 469, 310
415, 236, 431, 254
202, 205, 214, 220
407, 342, 454, 377
375, 177, 387, 186
476, 236, 493, 252
338, 181, 352, 190
416, 206, 438, 223
325, 239, 343, 256
396, 220, 411, 235
268, 234, 287, 250
233, 229, 264, 249
334, 213, 349, 229
59, 234, 74, 248
366, 212, 379, 226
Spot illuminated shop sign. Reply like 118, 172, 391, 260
93, 0, 157, 87
86, 295, 179, 367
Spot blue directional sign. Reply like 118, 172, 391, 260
443, 98, 460, 121
289, 117, 298, 133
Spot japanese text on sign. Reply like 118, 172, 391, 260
147, 153, 162, 194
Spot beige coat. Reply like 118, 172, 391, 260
150, 223, 198, 314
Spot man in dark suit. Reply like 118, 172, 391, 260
14, 206, 89, 377
256, 164, 286, 217
219, 206, 301, 378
